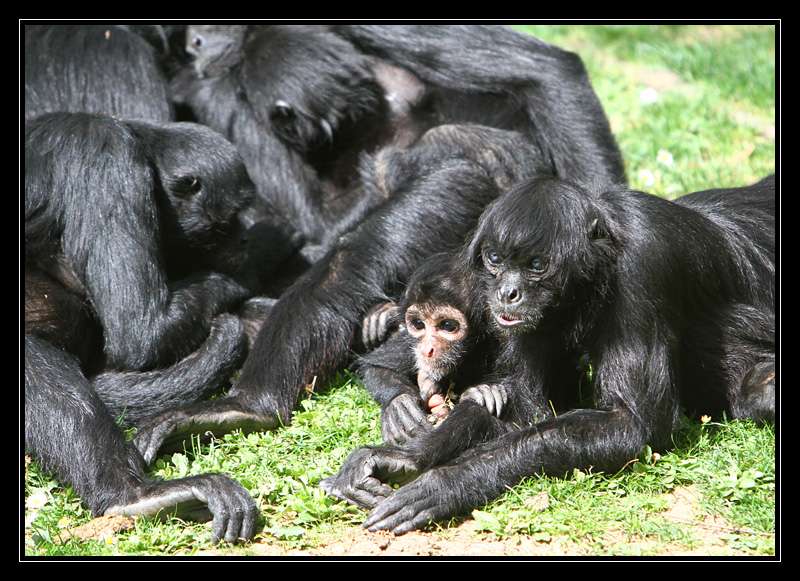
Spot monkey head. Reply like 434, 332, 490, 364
467, 178, 618, 335
186, 25, 248, 79
405, 302, 468, 382
127, 119, 257, 276
399, 253, 477, 382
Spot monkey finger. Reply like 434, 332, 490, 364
368, 308, 381, 348
322, 476, 386, 510
224, 507, 245, 544
362, 318, 372, 349
393, 400, 426, 432
134, 420, 173, 465
398, 395, 428, 421
377, 308, 393, 341
479, 386, 497, 416
208, 502, 230, 544
320, 477, 360, 506
363, 316, 380, 350
419, 378, 441, 403
365, 503, 417, 533
461, 387, 485, 410
392, 509, 437, 535
497, 384, 509, 406
357, 476, 394, 502
349, 488, 387, 510
240, 505, 259, 541
320, 118, 334, 143
489, 387, 505, 417
230, 485, 258, 541
384, 420, 413, 446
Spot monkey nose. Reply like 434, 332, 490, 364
498, 285, 522, 305
426, 348, 435, 358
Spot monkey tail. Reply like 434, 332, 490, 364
92, 314, 247, 426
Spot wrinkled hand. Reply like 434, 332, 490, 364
320, 446, 421, 509
105, 474, 259, 544
460, 383, 508, 417
363, 467, 459, 535
382, 393, 432, 446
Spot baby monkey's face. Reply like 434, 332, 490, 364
405, 303, 469, 382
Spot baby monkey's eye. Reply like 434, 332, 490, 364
409, 318, 425, 331
438, 319, 460, 333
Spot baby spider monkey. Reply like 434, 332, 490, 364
358, 253, 506, 445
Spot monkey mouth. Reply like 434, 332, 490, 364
495, 312, 526, 327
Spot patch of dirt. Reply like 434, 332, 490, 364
628, 66, 686, 93
730, 109, 775, 141
676, 26, 747, 45
661, 485, 750, 548
245, 522, 591, 557
195, 486, 772, 557
60, 515, 135, 543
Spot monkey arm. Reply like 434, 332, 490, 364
362, 333, 679, 534
362, 407, 646, 534
92, 314, 247, 426
358, 333, 433, 445
25, 336, 258, 543
333, 24, 626, 187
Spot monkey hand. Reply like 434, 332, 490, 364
382, 392, 432, 446
319, 446, 421, 510
105, 474, 259, 544
417, 372, 445, 404
134, 398, 278, 465
363, 466, 463, 535
460, 383, 508, 417
361, 301, 402, 351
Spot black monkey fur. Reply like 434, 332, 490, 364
327, 176, 776, 534
134, 26, 625, 460
25, 24, 173, 123
133, 123, 552, 462
355, 252, 508, 447
24, 112, 261, 541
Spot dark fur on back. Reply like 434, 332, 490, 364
25, 25, 172, 122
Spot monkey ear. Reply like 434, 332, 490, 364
588, 216, 608, 240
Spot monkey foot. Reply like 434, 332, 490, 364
134, 398, 281, 465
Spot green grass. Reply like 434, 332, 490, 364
24, 24, 776, 557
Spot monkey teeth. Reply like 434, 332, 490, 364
496, 313, 525, 326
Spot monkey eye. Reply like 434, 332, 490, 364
485, 250, 502, 267
438, 320, 460, 333
191, 35, 204, 49
530, 256, 547, 273
173, 176, 203, 198
409, 318, 426, 331
271, 100, 295, 120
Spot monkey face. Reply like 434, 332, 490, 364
127, 119, 257, 275
468, 179, 616, 336
405, 304, 468, 382
479, 247, 557, 335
